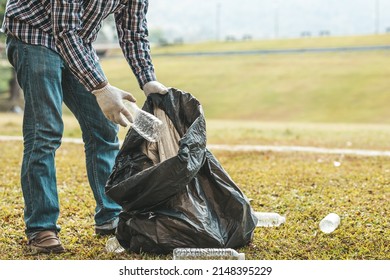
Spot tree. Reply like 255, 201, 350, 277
0, 0, 6, 28
0, 0, 23, 112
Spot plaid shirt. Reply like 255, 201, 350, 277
1, 0, 156, 91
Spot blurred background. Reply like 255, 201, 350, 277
147, 0, 390, 42
1, 0, 390, 125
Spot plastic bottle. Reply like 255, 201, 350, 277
123, 100, 164, 142
173, 248, 245, 260
105, 237, 125, 253
253, 212, 286, 227
319, 213, 340, 233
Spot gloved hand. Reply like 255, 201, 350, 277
92, 84, 136, 127
143, 81, 168, 96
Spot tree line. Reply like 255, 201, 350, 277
1, 0, 23, 113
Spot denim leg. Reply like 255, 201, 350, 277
61, 64, 121, 226
6, 37, 64, 238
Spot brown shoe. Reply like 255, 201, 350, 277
28, 230, 65, 254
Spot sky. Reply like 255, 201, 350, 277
146, 0, 390, 42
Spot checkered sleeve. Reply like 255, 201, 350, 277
51, 0, 107, 91
115, 0, 156, 89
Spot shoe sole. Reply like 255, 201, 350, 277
28, 244, 65, 255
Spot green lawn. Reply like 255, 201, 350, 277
0, 140, 388, 260
101, 51, 390, 124
0, 112, 389, 260
0, 34, 389, 260
2, 34, 390, 123
123, 34, 390, 55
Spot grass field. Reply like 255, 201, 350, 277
0, 35, 389, 260
0, 140, 389, 260
1, 113, 390, 150
101, 46, 390, 124
151, 34, 390, 54
0, 113, 389, 260
1, 34, 390, 123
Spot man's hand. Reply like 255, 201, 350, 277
143, 81, 168, 96
92, 84, 136, 127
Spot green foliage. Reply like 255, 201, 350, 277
0, 0, 6, 28
0, 0, 8, 76
0, 0, 5, 42
0, 66, 11, 94
0, 0, 5, 15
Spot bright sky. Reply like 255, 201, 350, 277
147, 0, 390, 42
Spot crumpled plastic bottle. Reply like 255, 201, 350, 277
123, 100, 164, 142
253, 212, 286, 227
173, 248, 245, 260
105, 236, 125, 253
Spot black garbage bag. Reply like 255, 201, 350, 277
105, 88, 257, 254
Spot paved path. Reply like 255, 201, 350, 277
97, 44, 390, 60
1, 135, 389, 157
152, 45, 390, 57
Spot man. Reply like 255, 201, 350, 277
1, 0, 167, 254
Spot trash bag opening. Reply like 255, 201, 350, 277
105, 88, 257, 254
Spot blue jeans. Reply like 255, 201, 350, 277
6, 36, 122, 238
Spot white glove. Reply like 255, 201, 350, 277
143, 81, 168, 96
92, 84, 136, 127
